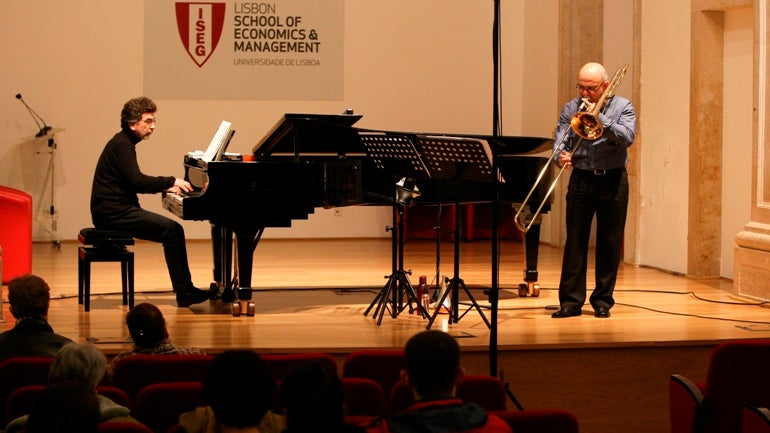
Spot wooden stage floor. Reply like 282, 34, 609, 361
3, 237, 769, 433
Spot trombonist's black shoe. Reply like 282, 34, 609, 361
594, 307, 611, 318
176, 287, 213, 308
551, 306, 582, 318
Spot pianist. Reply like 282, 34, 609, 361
89, 97, 216, 308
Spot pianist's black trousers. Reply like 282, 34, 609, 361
94, 207, 195, 293
557, 168, 628, 311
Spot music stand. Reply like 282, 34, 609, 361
418, 135, 493, 330
360, 132, 430, 325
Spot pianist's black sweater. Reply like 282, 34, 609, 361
90, 128, 175, 223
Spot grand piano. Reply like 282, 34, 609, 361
162, 113, 553, 309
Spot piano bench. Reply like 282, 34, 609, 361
77, 228, 135, 312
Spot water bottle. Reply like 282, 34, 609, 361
416, 276, 428, 315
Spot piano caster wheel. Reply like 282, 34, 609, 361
231, 301, 256, 317
518, 282, 541, 297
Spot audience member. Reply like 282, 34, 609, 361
24, 380, 101, 433
110, 302, 205, 371
367, 331, 511, 433
0, 274, 74, 362
177, 350, 285, 433
280, 360, 364, 433
5, 342, 140, 433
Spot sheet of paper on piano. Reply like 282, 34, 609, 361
201, 120, 234, 162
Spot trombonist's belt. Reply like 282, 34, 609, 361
574, 167, 626, 176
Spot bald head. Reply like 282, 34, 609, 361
577, 62, 609, 102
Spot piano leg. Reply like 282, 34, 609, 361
211, 224, 234, 299
518, 218, 542, 297
231, 226, 264, 316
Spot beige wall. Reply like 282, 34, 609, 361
638, 0, 692, 273
0, 1, 558, 241
0, 0, 757, 280
723, 6, 754, 278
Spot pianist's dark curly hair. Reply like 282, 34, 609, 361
121, 96, 157, 129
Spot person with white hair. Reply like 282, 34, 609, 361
5, 343, 142, 433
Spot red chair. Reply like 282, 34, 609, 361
97, 422, 154, 433
342, 377, 386, 419
743, 404, 770, 433
6, 385, 130, 427
491, 409, 579, 433
110, 355, 213, 410
0, 357, 54, 425
669, 339, 770, 433
389, 375, 508, 414
0, 185, 32, 284
342, 350, 405, 407
133, 382, 206, 433
262, 352, 338, 382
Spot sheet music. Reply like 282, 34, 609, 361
202, 120, 233, 162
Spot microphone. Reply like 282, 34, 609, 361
15, 93, 51, 137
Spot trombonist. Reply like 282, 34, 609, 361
550, 62, 636, 319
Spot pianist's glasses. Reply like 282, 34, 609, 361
140, 117, 157, 125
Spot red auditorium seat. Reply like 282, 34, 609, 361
341, 349, 405, 406
743, 404, 770, 433
491, 409, 579, 433
133, 382, 206, 433
389, 375, 508, 415
342, 377, 386, 420
0, 357, 54, 425
669, 339, 770, 433
0, 185, 33, 284
97, 422, 154, 433
262, 352, 338, 382
5, 385, 129, 425
110, 354, 214, 409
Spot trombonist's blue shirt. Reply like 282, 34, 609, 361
553, 95, 636, 172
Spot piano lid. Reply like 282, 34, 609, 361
252, 113, 364, 157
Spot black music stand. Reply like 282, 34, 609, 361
419, 135, 492, 330
360, 132, 430, 325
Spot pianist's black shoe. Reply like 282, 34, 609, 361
176, 287, 214, 308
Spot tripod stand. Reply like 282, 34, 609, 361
359, 132, 430, 325
416, 135, 494, 330
364, 195, 428, 325
426, 178, 490, 330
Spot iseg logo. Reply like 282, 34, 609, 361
175, 2, 226, 67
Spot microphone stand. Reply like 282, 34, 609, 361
15, 93, 60, 249
16, 94, 51, 138
490, 0, 523, 411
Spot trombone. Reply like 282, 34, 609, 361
513, 64, 629, 233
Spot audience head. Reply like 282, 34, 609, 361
49, 342, 108, 389
403, 330, 462, 399
280, 360, 345, 433
125, 302, 168, 348
25, 380, 100, 433
204, 350, 275, 429
121, 96, 157, 129
8, 274, 51, 319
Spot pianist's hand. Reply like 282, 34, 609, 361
167, 178, 193, 195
